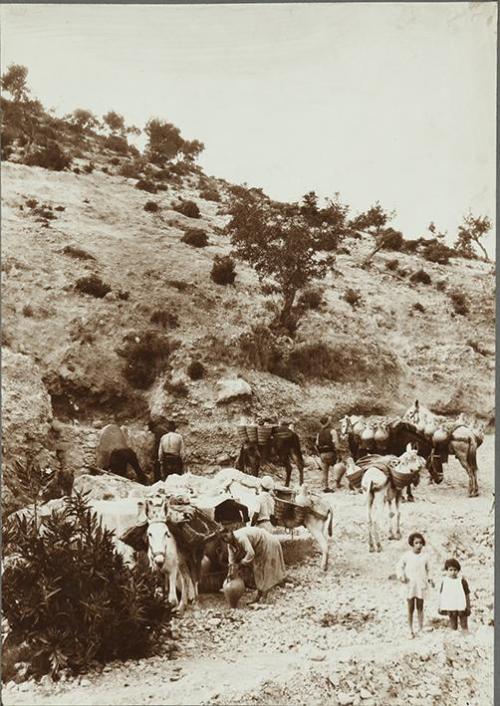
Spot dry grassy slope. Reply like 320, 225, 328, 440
1, 161, 495, 464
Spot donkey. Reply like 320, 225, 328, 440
361, 447, 426, 552
404, 400, 483, 497
236, 427, 305, 487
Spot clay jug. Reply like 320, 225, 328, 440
433, 427, 448, 445
361, 425, 374, 442
222, 574, 245, 608
374, 424, 389, 443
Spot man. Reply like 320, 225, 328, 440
158, 420, 185, 479
316, 415, 339, 493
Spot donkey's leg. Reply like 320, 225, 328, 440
394, 492, 402, 540
366, 493, 376, 552
306, 518, 329, 571
373, 490, 384, 552
167, 566, 179, 608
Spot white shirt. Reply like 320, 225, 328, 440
158, 432, 184, 460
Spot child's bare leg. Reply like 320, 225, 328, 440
407, 598, 415, 637
416, 598, 424, 632
448, 613, 458, 630
459, 614, 469, 633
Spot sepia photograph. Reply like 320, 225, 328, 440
0, 3, 496, 705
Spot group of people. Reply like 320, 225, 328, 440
398, 532, 471, 637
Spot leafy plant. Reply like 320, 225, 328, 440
449, 291, 469, 316
187, 360, 206, 380
172, 200, 201, 219
181, 228, 208, 247
117, 331, 178, 389
144, 201, 160, 213
298, 286, 324, 310
199, 188, 220, 202
2, 494, 169, 679
344, 288, 362, 308
25, 142, 71, 171
211, 256, 236, 285
75, 275, 111, 298
135, 179, 157, 194
409, 269, 431, 285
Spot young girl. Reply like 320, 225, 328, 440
397, 532, 432, 638
438, 558, 471, 632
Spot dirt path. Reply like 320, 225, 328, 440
4, 437, 494, 706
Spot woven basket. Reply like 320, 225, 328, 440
257, 425, 273, 446
274, 498, 306, 529
391, 469, 416, 490
237, 426, 249, 443
246, 425, 258, 443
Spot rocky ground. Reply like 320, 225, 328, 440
3, 435, 494, 706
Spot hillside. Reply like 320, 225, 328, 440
1, 158, 495, 479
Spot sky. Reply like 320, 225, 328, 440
1, 3, 497, 254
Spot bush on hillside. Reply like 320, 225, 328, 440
135, 179, 157, 194
211, 256, 236, 285
144, 201, 160, 213
25, 142, 71, 171
298, 286, 324, 310
83, 162, 95, 174
413, 302, 426, 313
199, 188, 220, 202
436, 279, 447, 291
449, 291, 469, 316
187, 360, 206, 380
164, 378, 189, 397
385, 258, 399, 271
105, 134, 129, 154
109, 157, 121, 166
117, 331, 178, 389
150, 309, 179, 328
409, 269, 432, 285
423, 242, 452, 265
75, 275, 111, 298
400, 239, 420, 254
172, 200, 201, 219
238, 325, 288, 376
181, 228, 208, 247
2, 494, 169, 679
119, 162, 142, 179
344, 288, 362, 308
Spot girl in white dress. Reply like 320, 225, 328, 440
397, 532, 432, 638
438, 558, 471, 632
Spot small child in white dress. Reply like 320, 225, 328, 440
438, 558, 471, 632
397, 532, 432, 638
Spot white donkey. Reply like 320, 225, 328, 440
138, 495, 196, 613
361, 446, 426, 552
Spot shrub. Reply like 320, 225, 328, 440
150, 309, 179, 328
164, 379, 189, 397
187, 360, 206, 380
119, 163, 142, 179
144, 201, 160, 213
135, 179, 157, 194
25, 198, 38, 209
62, 245, 96, 261
181, 228, 208, 247
413, 302, 425, 313
117, 289, 130, 301
55, 205, 65, 212
172, 200, 200, 219
238, 325, 288, 376
380, 230, 404, 251
109, 157, 120, 166
22, 304, 33, 317
386, 258, 399, 271
398, 269, 409, 278
75, 275, 111, 298
25, 142, 72, 171
401, 239, 420, 254
2, 494, 169, 679
298, 286, 324, 310
436, 279, 447, 291
211, 256, 236, 285
105, 135, 129, 154
409, 269, 431, 285
165, 279, 190, 292
117, 331, 178, 389
199, 188, 220, 202
83, 162, 95, 174
73, 167, 81, 175
449, 291, 469, 316
344, 288, 362, 307
423, 242, 453, 265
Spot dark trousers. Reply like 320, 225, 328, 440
160, 454, 184, 480
448, 612, 468, 630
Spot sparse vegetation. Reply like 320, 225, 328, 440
436, 279, 447, 291
144, 201, 160, 213
187, 360, 206, 380
344, 288, 362, 308
386, 258, 399, 271
455, 212, 491, 261
25, 141, 72, 171
409, 269, 432, 285
22, 304, 34, 317
164, 378, 189, 397
62, 245, 96, 261
413, 302, 426, 313
150, 309, 179, 328
200, 188, 220, 202
449, 290, 469, 316
75, 274, 111, 298
298, 286, 324, 310
172, 200, 201, 219
422, 241, 453, 265
117, 331, 178, 388
211, 255, 236, 285
165, 279, 190, 292
181, 228, 208, 247
135, 179, 157, 194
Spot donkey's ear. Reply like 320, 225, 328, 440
415, 400, 419, 410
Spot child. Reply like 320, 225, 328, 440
438, 558, 471, 632
397, 532, 431, 638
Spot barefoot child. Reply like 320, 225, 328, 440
438, 558, 471, 632
397, 532, 431, 638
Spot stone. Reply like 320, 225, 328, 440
216, 378, 252, 404
360, 689, 373, 699
337, 693, 354, 706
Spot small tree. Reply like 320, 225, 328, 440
455, 212, 491, 261
102, 110, 125, 134
0, 63, 44, 158
145, 119, 204, 164
226, 194, 337, 328
67, 109, 99, 133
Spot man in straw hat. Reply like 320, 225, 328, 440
316, 415, 339, 493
